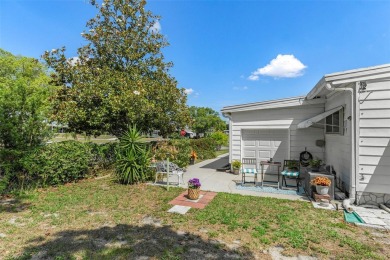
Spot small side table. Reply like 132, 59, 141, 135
260, 161, 282, 189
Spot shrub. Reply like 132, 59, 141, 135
169, 139, 191, 167
115, 126, 152, 184
152, 139, 191, 168
87, 142, 118, 169
0, 149, 26, 192
20, 141, 92, 186
190, 137, 216, 160
209, 131, 228, 150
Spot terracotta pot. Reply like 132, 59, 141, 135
188, 187, 200, 200
316, 185, 329, 195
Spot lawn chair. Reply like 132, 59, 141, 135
281, 160, 301, 192
241, 158, 258, 184
155, 161, 185, 185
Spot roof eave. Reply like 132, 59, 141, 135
221, 95, 326, 113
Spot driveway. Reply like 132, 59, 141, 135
182, 154, 309, 201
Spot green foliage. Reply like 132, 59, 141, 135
232, 160, 241, 169
190, 137, 216, 160
189, 106, 226, 134
43, 0, 190, 137
87, 142, 118, 169
0, 140, 119, 193
152, 139, 191, 168
0, 49, 54, 150
309, 158, 322, 168
115, 126, 152, 184
20, 141, 92, 186
169, 139, 191, 168
209, 131, 228, 150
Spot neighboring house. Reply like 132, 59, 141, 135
221, 64, 390, 205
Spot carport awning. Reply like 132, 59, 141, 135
297, 106, 343, 129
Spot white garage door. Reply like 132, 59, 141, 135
242, 129, 288, 172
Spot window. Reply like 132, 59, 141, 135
325, 109, 343, 134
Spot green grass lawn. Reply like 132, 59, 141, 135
215, 149, 228, 157
1, 174, 389, 259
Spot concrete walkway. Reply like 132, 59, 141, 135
181, 154, 309, 201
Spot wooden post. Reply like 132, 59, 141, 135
166, 155, 170, 191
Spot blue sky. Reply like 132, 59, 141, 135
1, 0, 390, 113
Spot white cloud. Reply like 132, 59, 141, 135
233, 86, 248, 90
184, 88, 194, 95
248, 54, 307, 80
248, 74, 259, 81
150, 21, 161, 33
67, 57, 80, 66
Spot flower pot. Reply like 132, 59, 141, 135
310, 167, 320, 172
189, 157, 195, 165
316, 185, 329, 195
188, 187, 200, 200
233, 168, 239, 175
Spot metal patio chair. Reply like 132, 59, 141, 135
280, 160, 301, 192
155, 161, 185, 185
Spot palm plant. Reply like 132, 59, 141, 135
115, 126, 151, 184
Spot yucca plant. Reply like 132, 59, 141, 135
115, 126, 151, 184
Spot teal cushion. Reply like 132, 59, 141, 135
242, 168, 257, 174
281, 170, 300, 177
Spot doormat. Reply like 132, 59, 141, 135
236, 184, 305, 196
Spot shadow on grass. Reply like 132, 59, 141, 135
19, 224, 254, 259
0, 196, 31, 213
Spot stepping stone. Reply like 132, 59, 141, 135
168, 205, 191, 215
312, 201, 335, 210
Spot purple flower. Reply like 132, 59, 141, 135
188, 178, 201, 189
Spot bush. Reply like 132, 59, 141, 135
152, 139, 192, 168
0, 149, 26, 193
115, 126, 152, 184
87, 142, 118, 169
209, 131, 228, 150
190, 137, 216, 160
169, 139, 191, 168
20, 141, 92, 187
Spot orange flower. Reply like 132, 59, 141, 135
311, 176, 331, 186
190, 150, 197, 159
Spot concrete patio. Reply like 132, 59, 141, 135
179, 154, 309, 201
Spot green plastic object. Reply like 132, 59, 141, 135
344, 210, 365, 224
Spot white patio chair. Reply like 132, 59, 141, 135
155, 161, 185, 185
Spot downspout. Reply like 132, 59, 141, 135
223, 112, 233, 168
325, 83, 356, 204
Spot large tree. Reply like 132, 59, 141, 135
43, 0, 190, 137
189, 106, 226, 135
0, 49, 54, 150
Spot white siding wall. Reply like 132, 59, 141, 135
325, 91, 353, 192
358, 79, 390, 194
230, 104, 325, 163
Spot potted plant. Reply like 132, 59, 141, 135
189, 150, 197, 165
188, 178, 201, 200
310, 176, 331, 195
231, 160, 241, 175
287, 160, 299, 172
309, 158, 322, 172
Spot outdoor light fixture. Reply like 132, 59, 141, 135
359, 81, 367, 92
